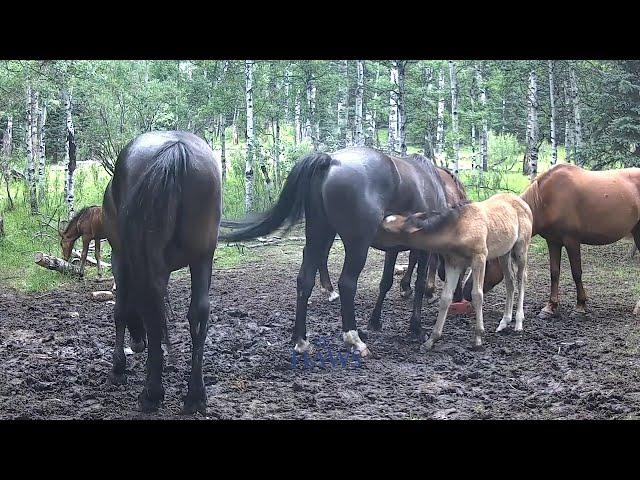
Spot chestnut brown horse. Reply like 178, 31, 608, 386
465, 163, 640, 317
60, 206, 107, 277
103, 131, 222, 414
316, 165, 468, 334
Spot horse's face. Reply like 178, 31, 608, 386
60, 236, 74, 261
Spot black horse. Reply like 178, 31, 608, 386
221, 147, 447, 355
103, 131, 222, 414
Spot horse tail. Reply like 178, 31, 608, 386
118, 140, 190, 312
220, 152, 333, 242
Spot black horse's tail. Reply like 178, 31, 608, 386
220, 153, 333, 242
118, 141, 190, 309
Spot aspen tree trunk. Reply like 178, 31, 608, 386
371, 62, 380, 148
526, 69, 539, 181
396, 61, 406, 155
272, 118, 280, 187
232, 107, 239, 145
501, 96, 506, 135
1, 115, 13, 210
245, 60, 255, 213
63, 89, 77, 220
38, 101, 47, 201
284, 66, 291, 123
563, 80, 574, 163
295, 91, 302, 145
569, 65, 582, 165
26, 84, 38, 214
388, 62, 399, 153
548, 61, 558, 165
470, 80, 477, 170
436, 67, 446, 166
337, 60, 348, 146
475, 64, 488, 172
354, 60, 364, 146
305, 76, 319, 151
219, 113, 226, 183
449, 61, 460, 174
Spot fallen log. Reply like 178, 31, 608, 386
34, 252, 83, 277
71, 249, 111, 269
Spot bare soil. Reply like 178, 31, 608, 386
1, 239, 640, 419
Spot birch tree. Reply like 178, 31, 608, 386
548, 61, 558, 165
219, 113, 227, 182
38, 101, 47, 200
435, 67, 446, 166
307, 75, 319, 151
295, 91, 302, 145
64, 88, 77, 219
475, 63, 488, 171
1, 115, 13, 210
526, 69, 539, 180
569, 64, 583, 164
388, 63, 398, 153
25, 83, 38, 214
449, 60, 460, 174
563, 80, 574, 163
245, 60, 255, 213
395, 60, 407, 155
354, 60, 364, 146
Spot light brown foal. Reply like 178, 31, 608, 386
382, 193, 533, 350
60, 206, 107, 277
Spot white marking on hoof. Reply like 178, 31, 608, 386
327, 290, 340, 302
112, 282, 117, 292
385, 215, 397, 223
423, 338, 435, 351
294, 338, 311, 353
343, 330, 369, 357
496, 317, 511, 332
633, 299, 640, 315
124, 347, 134, 355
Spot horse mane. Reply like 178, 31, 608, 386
410, 200, 472, 234
63, 205, 98, 235
437, 166, 468, 199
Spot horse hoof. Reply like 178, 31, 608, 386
367, 320, 382, 332
357, 346, 371, 358
108, 371, 127, 385
327, 291, 340, 302
537, 308, 558, 319
471, 343, 484, 352
421, 339, 435, 352
570, 309, 587, 319
427, 295, 439, 305
182, 395, 207, 415
294, 338, 312, 353
409, 324, 425, 341
138, 390, 162, 413
130, 339, 146, 353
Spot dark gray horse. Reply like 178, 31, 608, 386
221, 147, 447, 356
103, 131, 222, 414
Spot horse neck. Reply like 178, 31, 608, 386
64, 222, 81, 242
520, 182, 541, 236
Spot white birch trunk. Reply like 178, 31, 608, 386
26, 84, 38, 214
272, 119, 280, 186
563, 80, 574, 163
475, 64, 488, 172
388, 63, 399, 153
371, 62, 380, 148
245, 60, 255, 213
1, 115, 13, 209
548, 61, 557, 165
38, 101, 47, 201
396, 61, 406, 155
569, 65, 582, 164
219, 113, 226, 183
354, 60, 364, 146
527, 69, 539, 181
449, 61, 459, 174
295, 91, 302, 145
64, 89, 76, 219
232, 107, 239, 145
436, 67, 446, 166
305, 77, 319, 151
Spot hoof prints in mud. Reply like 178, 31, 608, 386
1, 242, 640, 419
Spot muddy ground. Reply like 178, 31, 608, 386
1, 238, 640, 420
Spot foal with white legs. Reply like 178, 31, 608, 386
382, 193, 533, 350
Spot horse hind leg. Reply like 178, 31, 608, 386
630, 225, 640, 314
565, 240, 587, 316
496, 253, 516, 332
423, 261, 463, 350
183, 254, 214, 415
513, 240, 530, 331
400, 250, 418, 298
293, 222, 336, 353
318, 239, 339, 302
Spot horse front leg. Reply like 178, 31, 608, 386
80, 236, 90, 277
539, 240, 562, 318
183, 254, 214, 415
368, 249, 399, 331
400, 249, 418, 298
409, 250, 430, 339
469, 254, 487, 349
95, 238, 102, 279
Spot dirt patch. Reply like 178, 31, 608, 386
1, 240, 640, 419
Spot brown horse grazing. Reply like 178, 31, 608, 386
465, 163, 640, 317
382, 193, 533, 349
60, 206, 107, 277
315, 166, 468, 332
103, 131, 222, 414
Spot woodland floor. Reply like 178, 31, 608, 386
1, 238, 640, 420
